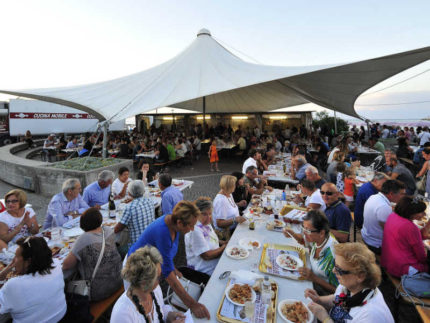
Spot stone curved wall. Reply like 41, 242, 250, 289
0, 142, 132, 196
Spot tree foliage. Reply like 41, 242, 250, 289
312, 111, 349, 135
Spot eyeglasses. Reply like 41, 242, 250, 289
6, 199, 19, 204
334, 264, 353, 276
320, 191, 334, 196
302, 226, 319, 234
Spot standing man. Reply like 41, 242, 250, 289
321, 183, 351, 243
43, 178, 89, 229
418, 126, 430, 146
159, 173, 183, 215
83, 170, 114, 208
353, 172, 388, 229
361, 180, 405, 254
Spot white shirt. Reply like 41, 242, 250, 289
275, 141, 282, 152
0, 260, 66, 323
212, 194, 240, 231
305, 189, 326, 211
333, 285, 394, 323
327, 148, 340, 164
111, 286, 171, 323
112, 178, 131, 197
242, 157, 257, 174
193, 138, 201, 150
418, 131, 430, 146
381, 128, 390, 139
185, 221, 220, 275
0, 208, 36, 243
361, 193, 392, 248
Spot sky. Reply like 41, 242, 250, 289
0, 0, 429, 121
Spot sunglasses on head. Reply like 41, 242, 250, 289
320, 191, 334, 196
334, 264, 353, 276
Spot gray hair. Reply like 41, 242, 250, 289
62, 178, 80, 195
195, 197, 213, 212
98, 170, 114, 182
122, 246, 163, 291
305, 165, 318, 175
372, 172, 389, 181
127, 180, 145, 198
295, 155, 307, 165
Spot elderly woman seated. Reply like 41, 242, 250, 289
184, 197, 227, 278
0, 237, 67, 322
284, 210, 338, 293
63, 208, 122, 301
0, 189, 39, 245
305, 243, 394, 322
111, 246, 186, 323
294, 179, 326, 211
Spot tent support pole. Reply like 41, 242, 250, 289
334, 110, 338, 134
203, 96, 206, 138
102, 122, 108, 158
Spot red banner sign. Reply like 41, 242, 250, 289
9, 112, 97, 119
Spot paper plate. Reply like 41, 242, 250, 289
225, 283, 256, 306
277, 299, 313, 323
63, 227, 84, 238
239, 238, 261, 250
226, 246, 249, 260
276, 253, 303, 271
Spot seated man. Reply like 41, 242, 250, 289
43, 178, 89, 229
82, 170, 114, 208
244, 166, 272, 195
114, 180, 155, 248
242, 149, 259, 174
263, 144, 276, 166
159, 173, 183, 215
321, 183, 352, 243
305, 165, 326, 189
66, 137, 79, 149
387, 156, 416, 195
291, 155, 310, 181
112, 167, 131, 199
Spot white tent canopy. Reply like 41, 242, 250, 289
1, 28, 430, 122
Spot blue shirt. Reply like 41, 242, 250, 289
325, 201, 352, 235
43, 193, 89, 229
128, 215, 179, 278
161, 185, 183, 215
82, 181, 111, 207
353, 182, 378, 228
295, 163, 310, 181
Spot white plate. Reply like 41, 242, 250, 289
277, 299, 314, 323
226, 246, 249, 260
63, 227, 84, 238
225, 283, 256, 306
268, 219, 286, 228
239, 238, 261, 250
276, 253, 303, 271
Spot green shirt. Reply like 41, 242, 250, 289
374, 141, 385, 154
167, 144, 176, 160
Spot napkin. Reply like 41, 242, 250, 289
62, 217, 80, 229
230, 270, 263, 285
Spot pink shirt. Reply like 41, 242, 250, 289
381, 212, 428, 277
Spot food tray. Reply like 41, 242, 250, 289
216, 278, 278, 323
259, 243, 306, 280
280, 205, 307, 216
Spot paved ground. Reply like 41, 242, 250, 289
0, 152, 419, 322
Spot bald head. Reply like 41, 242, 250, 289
321, 183, 339, 205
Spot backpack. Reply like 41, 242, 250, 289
401, 272, 430, 298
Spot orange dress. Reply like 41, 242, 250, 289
209, 145, 219, 163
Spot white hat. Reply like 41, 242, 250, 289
50, 133, 55, 137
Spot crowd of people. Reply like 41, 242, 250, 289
1, 120, 429, 322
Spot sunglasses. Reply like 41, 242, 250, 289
334, 264, 353, 276
302, 226, 319, 234
320, 191, 335, 196
6, 199, 19, 204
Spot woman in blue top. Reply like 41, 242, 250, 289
128, 200, 210, 320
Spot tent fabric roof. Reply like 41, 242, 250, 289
1, 29, 430, 122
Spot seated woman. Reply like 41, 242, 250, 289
381, 196, 430, 277
212, 175, 246, 240
112, 166, 131, 199
396, 137, 413, 159
0, 237, 67, 322
284, 210, 338, 293
231, 172, 250, 213
62, 207, 122, 301
305, 242, 394, 323
184, 197, 227, 277
111, 246, 185, 323
294, 179, 326, 211
137, 162, 157, 185
0, 189, 39, 244
326, 151, 345, 184
127, 201, 210, 319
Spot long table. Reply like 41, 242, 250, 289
193, 214, 312, 322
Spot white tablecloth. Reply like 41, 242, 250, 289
136, 152, 156, 158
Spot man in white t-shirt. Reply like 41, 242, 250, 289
112, 167, 132, 199
242, 149, 259, 174
418, 126, 430, 146
361, 179, 405, 254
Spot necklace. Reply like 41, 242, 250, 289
315, 237, 328, 249
226, 195, 237, 208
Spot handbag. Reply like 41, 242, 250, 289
416, 172, 427, 194
66, 228, 106, 299
401, 272, 430, 299
166, 276, 204, 311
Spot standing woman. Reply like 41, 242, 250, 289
416, 147, 430, 196
208, 139, 220, 172
0, 189, 39, 244
212, 175, 246, 240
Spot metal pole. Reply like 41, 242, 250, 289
102, 122, 108, 158
334, 110, 338, 134
203, 96, 206, 138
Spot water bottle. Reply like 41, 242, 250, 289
262, 276, 272, 304
51, 214, 62, 241
282, 190, 287, 201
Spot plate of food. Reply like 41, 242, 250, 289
270, 219, 286, 228
250, 206, 263, 214
225, 283, 256, 306
263, 206, 273, 214
278, 299, 313, 323
239, 238, 261, 249
276, 253, 303, 271
250, 198, 260, 206
226, 246, 249, 259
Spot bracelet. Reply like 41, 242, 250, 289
232, 217, 236, 225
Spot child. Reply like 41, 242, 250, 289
208, 140, 219, 172
335, 162, 346, 193
343, 167, 360, 207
